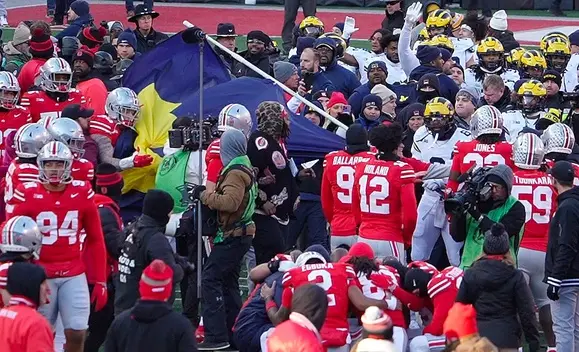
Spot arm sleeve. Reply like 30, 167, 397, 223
286, 96, 302, 114
550, 206, 579, 284
206, 158, 222, 184
400, 182, 417, 246
84, 197, 107, 284
392, 286, 427, 311
399, 21, 421, 76
401, 157, 429, 173
447, 145, 462, 192
515, 272, 541, 347
200, 171, 247, 212
320, 162, 334, 222
423, 291, 454, 336
55, 24, 81, 40
146, 234, 184, 283
98, 207, 123, 259
92, 134, 121, 169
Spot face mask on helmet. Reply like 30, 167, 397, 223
480, 53, 503, 72
114, 105, 140, 127
424, 115, 451, 134
518, 95, 543, 114
39, 159, 72, 184
48, 73, 72, 93
547, 54, 569, 72
303, 26, 323, 38
63, 136, 86, 158
0, 89, 19, 109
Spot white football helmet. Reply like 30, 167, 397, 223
14, 123, 53, 159
470, 105, 503, 139
218, 104, 253, 139
105, 87, 141, 128
0, 71, 20, 109
542, 123, 575, 155
40, 58, 73, 93
37, 141, 73, 184
47, 118, 85, 158
513, 133, 545, 170
295, 251, 327, 267
0, 216, 42, 259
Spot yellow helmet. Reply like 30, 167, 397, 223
424, 97, 455, 133
299, 16, 324, 37
477, 37, 505, 73
540, 32, 570, 52
545, 37, 571, 72
517, 79, 546, 115
505, 47, 526, 70
428, 34, 454, 52
520, 50, 547, 79
318, 32, 347, 58
418, 28, 430, 42
517, 79, 547, 97
426, 9, 452, 33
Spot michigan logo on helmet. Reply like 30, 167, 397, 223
477, 37, 505, 74
544, 37, 571, 72
428, 34, 454, 53
418, 28, 430, 42
299, 16, 324, 38
424, 97, 455, 134
505, 47, 526, 71
426, 9, 452, 36
318, 32, 347, 59
540, 31, 570, 53
520, 50, 547, 79
517, 79, 546, 115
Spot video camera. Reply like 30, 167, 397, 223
168, 119, 214, 151
444, 165, 492, 215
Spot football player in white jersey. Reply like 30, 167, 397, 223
412, 97, 471, 267
502, 80, 547, 142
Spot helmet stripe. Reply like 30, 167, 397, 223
526, 134, 534, 166
5, 217, 18, 246
51, 141, 58, 155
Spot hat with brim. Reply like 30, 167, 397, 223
215, 23, 237, 38
128, 5, 159, 23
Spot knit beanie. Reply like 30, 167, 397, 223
327, 91, 348, 108
7, 262, 47, 307
439, 48, 452, 62
29, 27, 54, 58
361, 306, 393, 335
570, 30, 579, 47
12, 22, 31, 46
483, 223, 510, 255
273, 61, 298, 83
346, 124, 369, 151
371, 84, 397, 103
418, 73, 441, 93
139, 259, 173, 302
348, 242, 375, 260
70, 0, 90, 17
108, 21, 124, 34
73, 46, 95, 68
80, 26, 107, 49
543, 69, 562, 88
117, 29, 137, 51
296, 36, 315, 56
142, 189, 174, 225
489, 10, 508, 32
484, 164, 514, 194
303, 101, 326, 126
362, 94, 383, 112
95, 162, 124, 198
444, 303, 479, 342
457, 86, 480, 106
247, 30, 271, 46
366, 61, 388, 77
416, 45, 441, 64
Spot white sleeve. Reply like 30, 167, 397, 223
165, 212, 184, 236
399, 21, 420, 76
286, 96, 302, 114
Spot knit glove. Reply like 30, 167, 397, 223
91, 282, 108, 312
189, 185, 206, 201
342, 16, 359, 40
404, 2, 423, 26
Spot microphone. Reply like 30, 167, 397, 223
182, 27, 206, 44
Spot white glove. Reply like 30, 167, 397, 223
404, 2, 423, 25
342, 16, 359, 40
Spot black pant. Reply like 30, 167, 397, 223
281, 0, 317, 52
288, 201, 329, 251
202, 236, 252, 344
84, 283, 115, 352
252, 214, 288, 265
180, 234, 208, 328
54, 0, 74, 25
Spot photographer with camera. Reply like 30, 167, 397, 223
448, 164, 526, 270
189, 129, 257, 351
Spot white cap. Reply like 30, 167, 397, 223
489, 10, 508, 31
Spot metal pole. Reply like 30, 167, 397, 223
182, 21, 348, 132
197, 40, 204, 299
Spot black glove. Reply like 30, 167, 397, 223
547, 284, 560, 301
176, 209, 195, 237
190, 185, 206, 201
268, 259, 280, 273
176, 255, 196, 276
467, 204, 482, 220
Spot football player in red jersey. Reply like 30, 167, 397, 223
352, 123, 417, 262
511, 133, 556, 350
0, 216, 42, 307
20, 58, 86, 122
542, 123, 579, 185
47, 117, 94, 182
89, 87, 153, 171
322, 124, 374, 249
0, 72, 32, 159
8, 141, 107, 352
205, 104, 253, 192
448, 105, 514, 192
4, 123, 52, 217
404, 266, 464, 352
262, 250, 391, 352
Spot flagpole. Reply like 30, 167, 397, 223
197, 39, 204, 299
183, 21, 348, 132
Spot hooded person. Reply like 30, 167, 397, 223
114, 189, 185, 315
104, 260, 197, 352
3, 22, 31, 76
410, 45, 459, 101
456, 224, 541, 352
322, 124, 375, 249
416, 73, 441, 104
0, 262, 54, 352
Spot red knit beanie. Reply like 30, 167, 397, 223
327, 91, 348, 109
29, 27, 54, 58
139, 259, 173, 301
74, 45, 95, 68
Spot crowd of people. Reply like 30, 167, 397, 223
0, 0, 578, 352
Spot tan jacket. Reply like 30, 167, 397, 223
201, 168, 255, 237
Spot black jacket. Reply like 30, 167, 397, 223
381, 10, 404, 33
456, 258, 540, 351
478, 86, 512, 113
409, 64, 459, 102
545, 186, 579, 287
133, 28, 169, 54
493, 30, 520, 52
233, 50, 273, 78
114, 215, 184, 314
545, 92, 571, 111
104, 300, 197, 352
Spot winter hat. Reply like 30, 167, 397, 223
256, 101, 288, 139
489, 10, 508, 31
296, 36, 315, 56
117, 29, 137, 51
418, 73, 441, 93
451, 62, 465, 76
444, 303, 479, 341
346, 124, 369, 151
361, 306, 393, 335
80, 26, 107, 48
416, 45, 441, 63
371, 84, 397, 103
362, 94, 383, 111
305, 244, 331, 263
29, 27, 54, 58
108, 21, 124, 33
548, 160, 576, 183
543, 69, 562, 88
327, 91, 348, 108
142, 189, 174, 225
348, 242, 375, 260
483, 223, 510, 255
12, 22, 31, 46
457, 86, 480, 106
484, 164, 514, 194
312, 89, 332, 102
139, 259, 174, 302
95, 162, 124, 198
273, 61, 298, 83
247, 30, 271, 46
220, 129, 247, 165
7, 262, 47, 307
70, 0, 90, 17
73, 46, 95, 68
303, 101, 326, 126
314, 37, 337, 52
570, 30, 579, 47
333, 22, 345, 34
366, 61, 388, 76
439, 48, 452, 62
